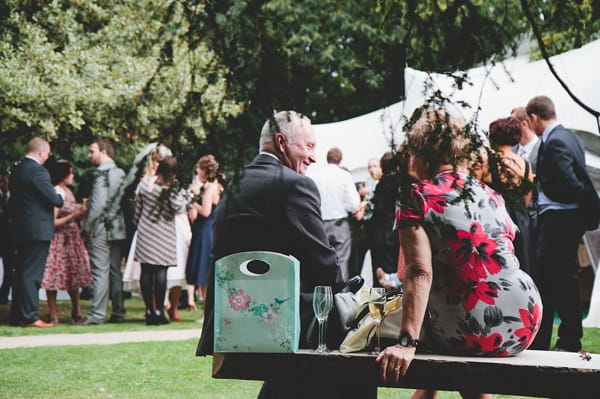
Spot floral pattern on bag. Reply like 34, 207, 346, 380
214, 267, 297, 352
396, 171, 542, 356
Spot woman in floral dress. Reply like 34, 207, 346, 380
43, 160, 93, 324
376, 107, 542, 399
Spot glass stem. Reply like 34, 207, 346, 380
375, 321, 381, 352
318, 318, 326, 350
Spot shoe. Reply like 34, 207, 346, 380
552, 342, 582, 352
108, 316, 125, 323
156, 311, 170, 325
71, 315, 84, 325
24, 319, 55, 328
552, 346, 570, 352
48, 316, 59, 325
82, 319, 101, 325
170, 315, 182, 322
145, 310, 158, 325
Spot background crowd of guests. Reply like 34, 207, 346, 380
0, 136, 225, 327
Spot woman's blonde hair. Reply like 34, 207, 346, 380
144, 145, 172, 177
405, 107, 471, 176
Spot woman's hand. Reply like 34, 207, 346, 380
375, 344, 416, 383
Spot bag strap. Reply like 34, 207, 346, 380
347, 287, 403, 330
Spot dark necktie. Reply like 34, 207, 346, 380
536, 139, 544, 174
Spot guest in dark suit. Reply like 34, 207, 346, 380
8, 137, 64, 327
197, 111, 375, 399
526, 96, 600, 352
0, 172, 16, 304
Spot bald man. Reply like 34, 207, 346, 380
9, 137, 64, 327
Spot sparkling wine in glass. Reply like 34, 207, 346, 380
312, 285, 333, 353
369, 287, 386, 354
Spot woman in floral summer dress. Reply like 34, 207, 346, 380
43, 160, 93, 324
376, 107, 542, 399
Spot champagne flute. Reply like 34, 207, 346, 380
368, 287, 386, 355
312, 285, 333, 353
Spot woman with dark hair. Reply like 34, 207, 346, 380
133, 156, 187, 325
481, 116, 535, 275
186, 155, 224, 310
43, 160, 92, 324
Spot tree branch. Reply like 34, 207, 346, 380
521, 0, 600, 132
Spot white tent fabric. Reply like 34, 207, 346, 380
312, 39, 600, 176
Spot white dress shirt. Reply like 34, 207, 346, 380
308, 164, 360, 220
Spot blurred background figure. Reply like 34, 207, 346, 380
42, 160, 93, 325
308, 147, 361, 283
0, 172, 15, 304
186, 155, 224, 314
122, 145, 191, 321
133, 156, 187, 325
82, 138, 127, 325
369, 151, 403, 289
478, 117, 535, 276
9, 137, 64, 328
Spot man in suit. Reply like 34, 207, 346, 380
0, 172, 16, 304
9, 137, 64, 327
526, 95, 600, 352
197, 111, 375, 399
82, 138, 127, 325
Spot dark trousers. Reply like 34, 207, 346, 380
529, 209, 585, 351
0, 249, 16, 303
10, 241, 50, 325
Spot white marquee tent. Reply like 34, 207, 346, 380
312, 38, 600, 178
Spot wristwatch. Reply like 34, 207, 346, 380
398, 332, 419, 348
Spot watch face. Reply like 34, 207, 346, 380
400, 336, 409, 346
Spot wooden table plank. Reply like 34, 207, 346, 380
213, 350, 600, 397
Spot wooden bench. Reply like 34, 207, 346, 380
212, 349, 600, 398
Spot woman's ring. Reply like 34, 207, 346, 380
394, 366, 400, 372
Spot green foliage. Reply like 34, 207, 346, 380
0, 0, 241, 176
1, 0, 597, 180
522, 0, 600, 59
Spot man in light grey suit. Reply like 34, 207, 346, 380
82, 138, 127, 324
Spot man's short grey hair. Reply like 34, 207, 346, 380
259, 110, 311, 149
26, 137, 49, 154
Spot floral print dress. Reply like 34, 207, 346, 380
396, 171, 542, 356
43, 186, 93, 291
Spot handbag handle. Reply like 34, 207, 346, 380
347, 287, 403, 330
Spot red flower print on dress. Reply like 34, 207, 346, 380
443, 279, 498, 311
446, 222, 502, 279
464, 281, 498, 311
463, 333, 508, 356
515, 303, 542, 345
435, 172, 466, 192
229, 289, 251, 311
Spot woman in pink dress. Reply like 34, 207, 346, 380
43, 160, 93, 324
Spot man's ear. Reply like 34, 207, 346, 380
275, 133, 286, 154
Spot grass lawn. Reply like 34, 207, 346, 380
1, 298, 599, 398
